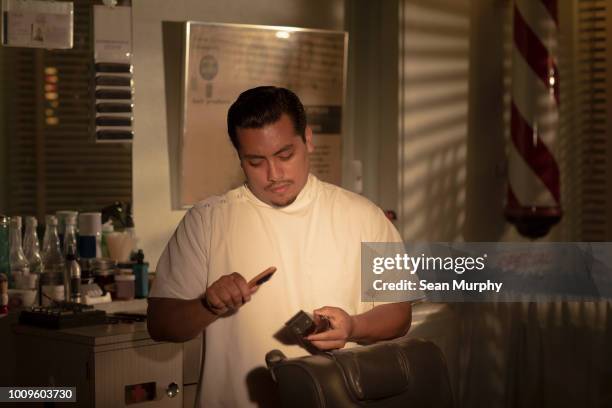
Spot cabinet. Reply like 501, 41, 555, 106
14, 322, 185, 407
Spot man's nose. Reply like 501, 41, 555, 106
267, 160, 283, 182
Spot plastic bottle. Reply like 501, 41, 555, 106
9, 216, 30, 289
78, 212, 102, 259
133, 249, 149, 298
101, 220, 114, 258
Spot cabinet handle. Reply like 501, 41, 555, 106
166, 382, 180, 398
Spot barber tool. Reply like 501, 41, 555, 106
285, 310, 330, 338
248, 267, 277, 288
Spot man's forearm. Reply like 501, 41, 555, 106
147, 297, 217, 342
349, 302, 412, 344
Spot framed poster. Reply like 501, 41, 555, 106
178, 22, 347, 207
1, 0, 73, 49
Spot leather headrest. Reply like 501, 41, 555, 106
332, 341, 412, 401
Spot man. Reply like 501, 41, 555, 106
148, 86, 417, 407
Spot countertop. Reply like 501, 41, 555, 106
12, 298, 152, 347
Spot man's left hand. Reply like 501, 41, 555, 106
305, 306, 354, 350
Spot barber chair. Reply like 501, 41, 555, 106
266, 338, 453, 408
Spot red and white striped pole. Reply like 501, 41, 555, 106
505, 0, 562, 238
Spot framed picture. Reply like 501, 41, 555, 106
177, 22, 347, 207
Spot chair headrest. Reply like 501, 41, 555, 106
332, 341, 412, 401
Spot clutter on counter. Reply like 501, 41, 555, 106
1, 205, 151, 316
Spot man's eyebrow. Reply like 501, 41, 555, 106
241, 153, 265, 160
242, 144, 294, 159
273, 144, 294, 155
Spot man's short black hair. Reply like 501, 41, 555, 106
227, 86, 307, 151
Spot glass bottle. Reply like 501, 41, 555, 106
9, 216, 30, 289
23, 216, 44, 275
41, 215, 65, 277
0, 215, 9, 284
56, 210, 78, 252
66, 247, 81, 303
63, 214, 78, 258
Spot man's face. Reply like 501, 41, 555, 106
237, 114, 314, 207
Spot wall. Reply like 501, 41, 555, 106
344, 0, 400, 213
398, 0, 471, 241
134, 0, 611, 266
463, 0, 508, 241
132, 0, 345, 267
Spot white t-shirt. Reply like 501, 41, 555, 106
151, 174, 412, 407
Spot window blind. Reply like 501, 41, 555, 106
573, 0, 609, 240
1, 0, 132, 221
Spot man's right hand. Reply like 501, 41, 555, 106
148, 266, 276, 342
203, 267, 276, 316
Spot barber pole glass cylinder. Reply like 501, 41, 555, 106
505, 0, 562, 238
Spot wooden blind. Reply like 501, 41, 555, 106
1, 0, 132, 220
553, 0, 610, 240
573, 0, 609, 240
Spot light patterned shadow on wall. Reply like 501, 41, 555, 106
399, 0, 470, 241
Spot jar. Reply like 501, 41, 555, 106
90, 258, 116, 276
92, 258, 116, 298
115, 274, 135, 300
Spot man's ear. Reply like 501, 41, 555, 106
305, 126, 314, 153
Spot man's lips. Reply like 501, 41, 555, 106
267, 182, 292, 193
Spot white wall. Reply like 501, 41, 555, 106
132, 0, 344, 267
344, 0, 400, 213
398, 0, 471, 241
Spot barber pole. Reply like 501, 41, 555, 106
505, 0, 562, 238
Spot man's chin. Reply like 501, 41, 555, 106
270, 195, 298, 208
